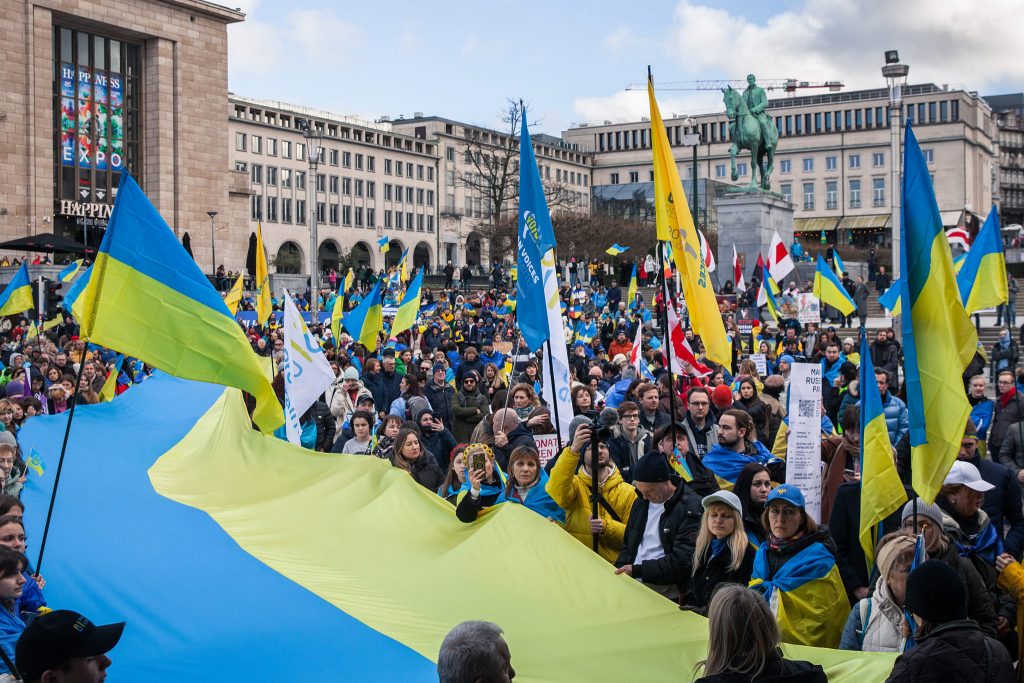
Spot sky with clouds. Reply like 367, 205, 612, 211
228, 0, 1024, 137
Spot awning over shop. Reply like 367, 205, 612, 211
838, 214, 890, 230
794, 217, 840, 233
940, 210, 964, 228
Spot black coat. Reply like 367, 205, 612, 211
989, 391, 1024, 456
312, 400, 335, 452
493, 424, 536, 470
685, 541, 756, 611
884, 620, 1014, 683
615, 479, 703, 593
392, 452, 445, 492
423, 381, 456, 429
696, 654, 826, 683
828, 481, 906, 603
870, 340, 900, 380
606, 431, 651, 483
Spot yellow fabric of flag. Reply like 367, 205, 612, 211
255, 222, 273, 325
647, 76, 729, 365
224, 275, 245, 315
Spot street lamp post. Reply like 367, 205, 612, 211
207, 211, 218, 280
882, 51, 909, 279
300, 119, 323, 300
682, 117, 700, 229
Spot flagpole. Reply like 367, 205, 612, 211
35, 339, 90, 574
543, 339, 564, 449
657, 241, 683, 443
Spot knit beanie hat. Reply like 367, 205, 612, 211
711, 385, 734, 410
905, 559, 967, 625
567, 415, 592, 445
900, 499, 943, 529
634, 452, 672, 483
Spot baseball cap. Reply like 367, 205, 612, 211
16, 610, 125, 681
766, 484, 805, 509
944, 460, 994, 492
702, 490, 742, 514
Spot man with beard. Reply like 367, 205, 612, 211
703, 409, 779, 489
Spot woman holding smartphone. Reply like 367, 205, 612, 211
455, 444, 505, 523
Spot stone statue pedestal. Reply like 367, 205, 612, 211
714, 192, 794, 288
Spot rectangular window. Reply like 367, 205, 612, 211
395, 184, 402, 202
355, 154, 363, 170
251, 164, 262, 184
855, 109, 863, 129
780, 159, 792, 174
396, 162, 403, 177
737, 163, 748, 176
342, 177, 351, 195
844, 110, 852, 129
385, 159, 393, 174
826, 156, 837, 171
923, 149, 934, 163
803, 158, 814, 172
715, 164, 726, 178
266, 167, 277, 186
266, 196, 277, 222
780, 183, 792, 203
951, 100, 959, 120
282, 141, 291, 159
234, 161, 247, 172
610, 172, 619, 184
414, 214, 422, 231
826, 180, 837, 209
297, 143, 305, 161
368, 156, 375, 172
384, 184, 393, 201
427, 215, 435, 232
427, 189, 434, 206
446, 146, 455, 161
355, 207, 363, 227
849, 179, 861, 208
252, 136, 262, 154
849, 154, 861, 169
416, 188, 424, 205
427, 167, 434, 181
802, 182, 815, 210
282, 198, 292, 223
929, 101, 937, 123
250, 194, 262, 220
342, 205, 351, 226
873, 178, 886, 206
295, 171, 306, 190
629, 171, 639, 183
316, 173, 325, 192
329, 203, 339, 225
814, 113, 822, 133
316, 202, 325, 223
342, 151, 351, 168
824, 112, 832, 132
367, 181, 375, 199
329, 175, 339, 194
918, 103, 926, 123
329, 149, 339, 166
873, 152, 885, 167
407, 163, 414, 177
408, 212, 415, 228
417, 164, 424, 180
795, 116, 803, 135
396, 212, 404, 230
940, 101, 949, 122
384, 210, 392, 228
355, 179, 363, 197
406, 187, 414, 203
235, 132, 246, 151
281, 169, 291, 189
296, 199, 306, 224
367, 208, 375, 227
876, 107, 884, 127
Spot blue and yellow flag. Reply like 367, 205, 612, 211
224, 275, 245, 316
516, 108, 557, 353
0, 263, 34, 317
343, 280, 383, 352
330, 292, 345, 347
377, 237, 390, 254
254, 222, 272, 325
97, 355, 125, 403
813, 255, 855, 317
391, 268, 423, 336
879, 278, 902, 316
750, 540, 849, 648
71, 172, 283, 432
899, 123, 978, 504
24, 449, 44, 478
606, 244, 630, 256
61, 264, 91, 316
858, 328, 907, 568
58, 259, 84, 283
957, 205, 1008, 315
758, 263, 783, 322
832, 250, 846, 278
343, 268, 354, 293
627, 264, 638, 310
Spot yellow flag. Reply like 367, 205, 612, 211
42, 314, 62, 332
647, 75, 729, 365
255, 222, 272, 325
24, 322, 38, 340
224, 275, 245, 315
343, 268, 354, 293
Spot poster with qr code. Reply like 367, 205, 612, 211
786, 363, 822, 522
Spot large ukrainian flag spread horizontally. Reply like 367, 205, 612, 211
21, 376, 898, 681
72, 173, 282, 432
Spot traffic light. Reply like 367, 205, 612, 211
43, 278, 63, 316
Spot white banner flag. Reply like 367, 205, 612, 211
785, 362, 823, 522
539, 250, 573, 446
282, 291, 335, 445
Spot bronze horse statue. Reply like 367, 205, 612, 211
723, 85, 778, 191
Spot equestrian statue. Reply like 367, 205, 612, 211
723, 74, 778, 191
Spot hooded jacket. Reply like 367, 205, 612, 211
884, 619, 1014, 683
545, 446, 636, 562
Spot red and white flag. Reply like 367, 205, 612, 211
945, 227, 971, 251
629, 322, 644, 374
733, 245, 746, 292
667, 302, 712, 377
699, 230, 716, 273
768, 231, 795, 283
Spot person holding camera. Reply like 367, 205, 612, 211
545, 419, 636, 562
613, 452, 703, 602
417, 409, 458, 472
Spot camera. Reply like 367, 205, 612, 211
592, 408, 619, 442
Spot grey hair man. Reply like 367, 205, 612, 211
437, 620, 515, 683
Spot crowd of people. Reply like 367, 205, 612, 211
3, 246, 1024, 680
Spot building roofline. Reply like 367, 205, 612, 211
161, 0, 245, 23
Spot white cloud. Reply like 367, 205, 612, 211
601, 27, 639, 54
286, 9, 361, 64
573, 0, 1024, 126
228, 0, 284, 76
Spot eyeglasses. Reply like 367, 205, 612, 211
620, 414, 639, 420
689, 401, 710, 407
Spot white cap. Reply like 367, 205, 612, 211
701, 490, 743, 515
944, 461, 995, 492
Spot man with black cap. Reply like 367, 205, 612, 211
614, 452, 703, 602
423, 363, 455, 431
15, 609, 125, 683
886, 560, 1013, 682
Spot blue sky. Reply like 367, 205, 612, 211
228, 0, 1022, 136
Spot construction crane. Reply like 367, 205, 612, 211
626, 79, 844, 95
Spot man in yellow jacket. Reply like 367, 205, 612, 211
546, 419, 637, 562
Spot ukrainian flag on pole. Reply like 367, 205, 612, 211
957, 205, 1008, 315
254, 222, 273, 325
72, 172, 283, 432
224, 274, 245, 315
813, 255, 855, 317
627, 263, 638, 310
648, 71, 730, 365
858, 328, 907, 568
900, 122, 978, 503
342, 280, 383, 352
0, 263, 34, 317
58, 259, 84, 283
390, 268, 423, 336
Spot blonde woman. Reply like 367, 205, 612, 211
684, 491, 756, 612
695, 585, 826, 683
